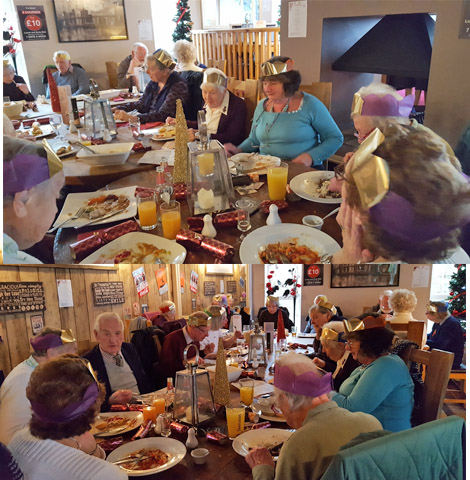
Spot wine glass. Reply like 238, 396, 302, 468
235, 198, 254, 243
49, 114, 63, 141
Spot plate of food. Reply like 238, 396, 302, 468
23, 123, 55, 138
107, 437, 186, 476
90, 412, 143, 437
252, 398, 287, 423
232, 428, 292, 460
290, 171, 342, 204
52, 186, 137, 229
55, 144, 80, 158
230, 153, 281, 175
239, 224, 340, 264
151, 125, 176, 141
80, 232, 187, 264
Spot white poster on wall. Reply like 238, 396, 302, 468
138, 19, 153, 41
412, 265, 431, 288
288, 1, 307, 38
57, 279, 73, 308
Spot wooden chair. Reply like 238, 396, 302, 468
401, 347, 454, 425
299, 82, 333, 111
227, 77, 259, 137
444, 366, 466, 405
214, 59, 227, 74
386, 320, 425, 347
77, 340, 97, 355
105, 61, 119, 89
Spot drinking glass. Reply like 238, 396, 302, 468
158, 413, 172, 437
235, 198, 254, 242
153, 395, 166, 415
226, 404, 245, 439
239, 378, 254, 406
3, 96, 11, 103
129, 118, 141, 138
49, 113, 63, 140
267, 162, 288, 200
142, 405, 157, 425
137, 192, 158, 230
161, 200, 181, 240
291, 326, 297, 337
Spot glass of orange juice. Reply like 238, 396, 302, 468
153, 395, 166, 415
137, 192, 158, 230
267, 162, 288, 200
239, 378, 254, 406
226, 404, 245, 439
142, 405, 157, 424
161, 200, 181, 240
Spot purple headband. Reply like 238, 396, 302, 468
30, 382, 100, 423
30, 333, 64, 351
370, 191, 468, 242
274, 365, 332, 397
361, 93, 414, 118
3, 154, 50, 196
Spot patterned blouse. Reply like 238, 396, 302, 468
119, 71, 188, 124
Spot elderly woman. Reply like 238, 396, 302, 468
331, 123, 470, 264
167, 68, 247, 144
304, 296, 343, 334
332, 315, 414, 432
173, 39, 203, 73
8, 355, 126, 480
3, 136, 64, 264
319, 328, 359, 391
46, 51, 89, 98
246, 353, 381, 480
114, 49, 188, 124
225, 56, 343, 167
258, 296, 293, 331
3, 63, 34, 101
426, 301, 464, 369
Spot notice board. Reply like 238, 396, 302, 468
0, 282, 46, 313
204, 281, 216, 296
92, 282, 125, 306
226, 280, 237, 294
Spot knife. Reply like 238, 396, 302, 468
74, 208, 128, 229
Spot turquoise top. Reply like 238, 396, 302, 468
238, 93, 343, 166
332, 354, 414, 432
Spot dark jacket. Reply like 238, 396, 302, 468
427, 315, 464, 369
83, 342, 154, 411
305, 313, 345, 334
187, 91, 247, 145
3, 75, 34, 101
179, 70, 204, 121
258, 308, 293, 332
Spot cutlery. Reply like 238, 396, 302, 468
74, 208, 128, 229
47, 206, 86, 233
68, 141, 97, 154
321, 207, 340, 221
113, 453, 151, 466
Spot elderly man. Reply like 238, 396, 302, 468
0, 327, 77, 444
117, 42, 149, 91
3, 136, 65, 264
426, 301, 464, 369
46, 50, 89, 98
83, 312, 154, 411
159, 311, 214, 380
246, 353, 382, 480
370, 290, 394, 317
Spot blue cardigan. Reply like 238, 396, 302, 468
238, 92, 343, 166
332, 354, 414, 432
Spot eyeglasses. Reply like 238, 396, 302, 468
345, 340, 359, 347
353, 128, 375, 143
334, 162, 352, 185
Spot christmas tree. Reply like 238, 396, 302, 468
173, 0, 192, 42
447, 264, 466, 330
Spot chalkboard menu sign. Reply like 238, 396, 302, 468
226, 280, 237, 294
0, 282, 46, 313
204, 281, 216, 296
92, 282, 125, 306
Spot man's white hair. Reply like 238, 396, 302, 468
379, 289, 393, 300
132, 42, 148, 54
94, 312, 124, 332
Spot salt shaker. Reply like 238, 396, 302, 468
186, 427, 199, 449
201, 214, 217, 238
103, 129, 112, 143
155, 415, 163, 435
266, 204, 282, 225
69, 120, 77, 134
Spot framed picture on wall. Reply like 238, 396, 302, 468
52, 0, 128, 43
330, 264, 400, 288
205, 265, 233, 275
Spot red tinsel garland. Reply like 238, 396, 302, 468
176, 7, 188, 24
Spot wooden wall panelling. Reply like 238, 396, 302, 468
56, 269, 77, 339
18, 267, 40, 344
69, 268, 93, 342
37, 267, 62, 330
83, 268, 112, 340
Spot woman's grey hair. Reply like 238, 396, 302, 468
173, 39, 197, 65
308, 304, 332, 318
3, 63, 15, 74
390, 289, 417, 313
132, 42, 148, 54
94, 312, 124, 333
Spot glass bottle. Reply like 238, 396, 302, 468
165, 377, 175, 412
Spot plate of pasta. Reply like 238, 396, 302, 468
90, 412, 143, 437
239, 224, 340, 264
107, 437, 186, 476
79, 232, 187, 264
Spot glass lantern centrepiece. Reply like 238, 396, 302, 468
187, 110, 235, 215
247, 323, 268, 366
83, 91, 117, 140
174, 344, 216, 427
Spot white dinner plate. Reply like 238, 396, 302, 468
23, 124, 55, 138
290, 171, 342, 204
107, 437, 186, 476
80, 232, 187, 264
90, 411, 143, 437
52, 186, 137, 229
151, 126, 176, 141
232, 428, 293, 460
230, 153, 281, 175
239, 224, 341, 264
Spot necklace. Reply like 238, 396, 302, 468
265, 97, 291, 136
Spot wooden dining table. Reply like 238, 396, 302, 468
53, 162, 343, 264
103, 335, 314, 480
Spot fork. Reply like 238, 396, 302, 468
113, 453, 151, 466
47, 206, 85, 233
